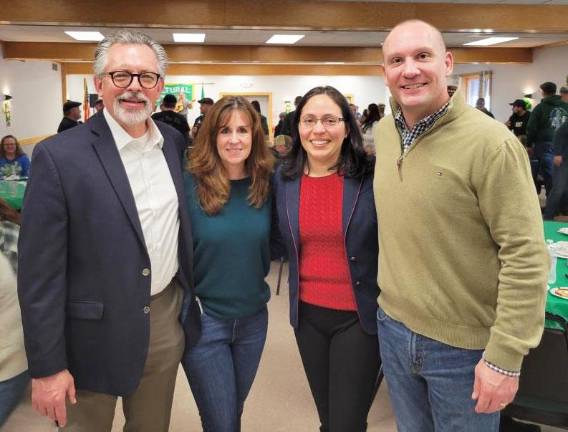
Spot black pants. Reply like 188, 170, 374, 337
295, 302, 381, 432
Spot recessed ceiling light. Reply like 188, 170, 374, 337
173, 33, 206, 43
64, 31, 104, 41
464, 36, 518, 46
266, 35, 305, 45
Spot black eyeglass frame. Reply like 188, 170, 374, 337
102, 71, 162, 89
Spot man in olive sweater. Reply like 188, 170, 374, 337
374, 20, 549, 431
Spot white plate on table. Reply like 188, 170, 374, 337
549, 287, 568, 300
558, 227, 568, 236
548, 241, 568, 258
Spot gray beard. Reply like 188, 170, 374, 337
112, 92, 153, 127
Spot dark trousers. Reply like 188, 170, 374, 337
534, 144, 554, 196
295, 302, 380, 432
544, 161, 568, 219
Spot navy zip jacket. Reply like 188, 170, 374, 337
272, 166, 379, 334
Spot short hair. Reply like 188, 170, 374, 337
281, 86, 372, 180
94, 30, 168, 77
162, 94, 177, 109
540, 82, 557, 96
0, 135, 25, 159
188, 96, 274, 215
383, 20, 447, 56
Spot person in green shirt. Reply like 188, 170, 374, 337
181, 96, 275, 431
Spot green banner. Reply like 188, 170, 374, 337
159, 84, 193, 111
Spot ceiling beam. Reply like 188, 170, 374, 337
63, 62, 383, 76
3, 42, 533, 65
2, 0, 568, 33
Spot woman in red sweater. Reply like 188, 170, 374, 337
273, 86, 380, 431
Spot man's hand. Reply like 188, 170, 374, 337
554, 155, 563, 167
31, 369, 77, 427
471, 360, 519, 414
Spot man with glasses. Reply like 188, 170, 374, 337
18, 30, 200, 431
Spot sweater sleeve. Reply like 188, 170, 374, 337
475, 136, 548, 371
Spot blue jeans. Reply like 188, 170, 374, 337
182, 306, 268, 432
376, 308, 499, 432
0, 370, 29, 427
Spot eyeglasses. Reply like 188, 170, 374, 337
102, 71, 161, 89
300, 115, 344, 130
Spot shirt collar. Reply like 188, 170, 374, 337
394, 102, 449, 134
103, 108, 164, 152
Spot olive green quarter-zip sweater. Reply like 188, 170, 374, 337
373, 93, 549, 371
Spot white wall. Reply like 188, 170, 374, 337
453, 45, 568, 122
0, 44, 62, 142
67, 74, 387, 130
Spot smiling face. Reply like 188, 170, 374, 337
216, 109, 253, 179
298, 94, 347, 175
2, 137, 17, 158
382, 20, 453, 127
94, 43, 163, 137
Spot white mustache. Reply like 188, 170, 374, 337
117, 91, 149, 105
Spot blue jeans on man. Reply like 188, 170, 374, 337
544, 159, 568, 219
182, 306, 268, 432
377, 307, 499, 432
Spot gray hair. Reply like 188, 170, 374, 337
94, 30, 168, 77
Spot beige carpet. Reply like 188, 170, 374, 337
2, 261, 563, 431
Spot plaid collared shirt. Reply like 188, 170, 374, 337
394, 102, 450, 154
0, 220, 19, 273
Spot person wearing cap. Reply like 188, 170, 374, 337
191, 97, 214, 139
152, 93, 191, 145
505, 99, 531, 145
561, 86, 568, 104
526, 81, 568, 196
57, 100, 82, 133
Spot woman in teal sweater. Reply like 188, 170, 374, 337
182, 96, 274, 432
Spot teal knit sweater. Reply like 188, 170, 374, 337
184, 173, 271, 319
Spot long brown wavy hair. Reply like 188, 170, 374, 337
188, 96, 274, 215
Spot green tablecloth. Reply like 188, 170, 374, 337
544, 221, 568, 330
0, 180, 26, 210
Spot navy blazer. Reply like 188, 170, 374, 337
273, 168, 379, 334
17, 112, 200, 396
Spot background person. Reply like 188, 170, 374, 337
526, 81, 568, 196
250, 100, 270, 138
505, 99, 531, 146
182, 96, 274, 432
273, 86, 380, 432
0, 135, 30, 179
57, 100, 82, 133
152, 93, 191, 145
191, 97, 214, 140
361, 103, 381, 155
0, 198, 28, 428
375, 19, 548, 432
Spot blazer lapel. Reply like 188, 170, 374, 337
342, 176, 363, 236
285, 176, 301, 249
89, 114, 146, 249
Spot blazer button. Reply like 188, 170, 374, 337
142, 268, 151, 277
350, 256, 357, 261
355, 281, 361, 286
143, 306, 150, 314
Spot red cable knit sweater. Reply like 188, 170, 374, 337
299, 173, 356, 311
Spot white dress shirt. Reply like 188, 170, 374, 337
103, 109, 179, 295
